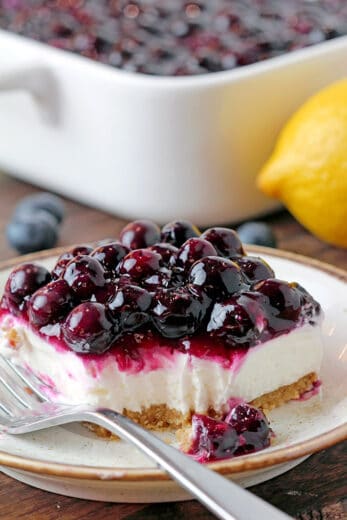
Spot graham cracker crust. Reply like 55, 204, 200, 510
85, 372, 319, 440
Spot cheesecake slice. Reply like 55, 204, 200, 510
0, 220, 323, 434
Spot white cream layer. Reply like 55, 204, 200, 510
0, 316, 323, 415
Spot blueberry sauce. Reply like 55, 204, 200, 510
187, 402, 271, 462
0, 1, 346, 76
0, 220, 321, 363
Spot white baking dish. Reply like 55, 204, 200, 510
0, 30, 347, 225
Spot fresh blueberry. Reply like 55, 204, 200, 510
14, 192, 65, 224
6, 211, 59, 254
236, 222, 276, 248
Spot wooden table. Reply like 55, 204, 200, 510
0, 175, 345, 520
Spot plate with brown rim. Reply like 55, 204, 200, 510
0, 246, 346, 502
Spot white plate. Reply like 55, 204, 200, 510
0, 246, 346, 502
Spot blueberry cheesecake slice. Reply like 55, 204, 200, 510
0, 220, 323, 438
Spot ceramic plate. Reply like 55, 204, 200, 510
0, 246, 346, 502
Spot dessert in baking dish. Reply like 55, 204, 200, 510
0, 220, 323, 446
0, 1, 346, 76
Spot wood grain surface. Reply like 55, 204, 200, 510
0, 174, 345, 520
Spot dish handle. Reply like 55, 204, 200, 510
0, 65, 59, 124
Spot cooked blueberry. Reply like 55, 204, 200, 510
117, 249, 162, 281
169, 267, 187, 288
108, 284, 152, 331
188, 256, 244, 297
188, 414, 239, 462
207, 293, 266, 347
201, 227, 244, 257
28, 279, 73, 328
62, 302, 117, 354
224, 404, 271, 455
3, 263, 51, 315
234, 256, 275, 283
236, 222, 276, 248
93, 280, 119, 304
90, 241, 129, 273
6, 211, 59, 254
63, 255, 106, 300
160, 220, 200, 247
120, 219, 160, 249
291, 282, 321, 318
51, 245, 93, 279
14, 192, 65, 224
152, 286, 209, 338
142, 268, 172, 291
175, 238, 217, 271
148, 243, 178, 267
253, 278, 301, 323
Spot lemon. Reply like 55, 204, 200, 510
257, 79, 347, 248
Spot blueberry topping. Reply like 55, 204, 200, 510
63, 255, 106, 301
90, 241, 129, 273
207, 293, 266, 347
6, 211, 59, 254
3, 263, 51, 315
188, 256, 244, 298
148, 243, 178, 267
28, 279, 73, 328
253, 278, 302, 324
0, 217, 321, 356
187, 403, 271, 462
201, 227, 244, 257
236, 222, 276, 248
120, 220, 160, 249
117, 249, 162, 281
224, 404, 271, 455
160, 220, 200, 247
175, 238, 217, 272
14, 192, 65, 224
234, 256, 275, 283
152, 286, 210, 338
188, 415, 239, 462
51, 245, 93, 280
62, 302, 117, 354
108, 284, 152, 331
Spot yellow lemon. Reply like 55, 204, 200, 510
257, 79, 347, 248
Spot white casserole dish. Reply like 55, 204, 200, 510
0, 30, 347, 225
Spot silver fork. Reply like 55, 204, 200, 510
0, 353, 291, 520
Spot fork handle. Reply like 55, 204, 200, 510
80, 408, 291, 520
